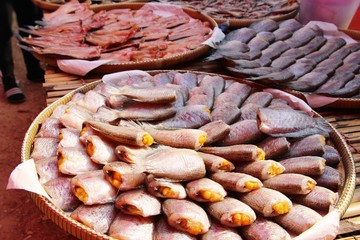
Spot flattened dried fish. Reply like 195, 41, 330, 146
322, 145, 341, 167
261, 40, 290, 59
242, 91, 273, 107
284, 72, 328, 92
249, 19, 278, 33
155, 217, 196, 240
115, 188, 161, 217
283, 134, 326, 158
248, 35, 270, 51
249, 70, 295, 82
59, 128, 82, 148
305, 37, 346, 63
315, 72, 355, 94
257, 31, 276, 43
36, 117, 62, 138
206, 197, 256, 227
162, 199, 210, 235
201, 222, 243, 240
35, 156, 61, 184
85, 135, 117, 164
257, 107, 332, 138
278, 19, 302, 32
31, 137, 59, 161
312, 166, 340, 191
273, 27, 293, 41
225, 27, 257, 43
284, 26, 317, 48
206, 40, 250, 61
186, 178, 227, 202
239, 103, 260, 120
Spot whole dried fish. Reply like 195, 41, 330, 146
284, 26, 317, 48
109, 212, 154, 240
70, 203, 117, 234
238, 187, 292, 217
145, 174, 187, 199
257, 107, 332, 138
322, 145, 341, 167
103, 161, 146, 190
312, 166, 340, 191
115, 188, 162, 217
206, 197, 256, 227
30, 137, 59, 161
240, 216, 291, 240
219, 119, 263, 145
35, 156, 62, 184
85, 135, 117, 164
261, 40, 290, 60
273, 27, 293, 41
257, 136, 290, 159
71, 170, 118, 205
249, 19, 278, 33
197, 152, 235, 173
225, 27, 257, 43
315, 72, 355, 94
186, 178, 227, 202
211, 172, 263, 193
43, 177, 82, 211
59, 128, 82, 148
284, 72, 328, 92
282, 134, 326, 158
162, 199, 210, 235
305, 37, 346, 63
206, 40, 251, 61
201, 222, 243, 240
235, 160, 285, 180
242, 91, 273, 107
199, 120, 231, 146
273, 203, 322, 235
239, 103, 260, 120
155, 217, 196, 240
263, 173, 317, 195
200, 144, 265, 162
279, 156, 326, 176
36, 117, 62, 138
278, 19, 302, 32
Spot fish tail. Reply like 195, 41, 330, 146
315, 118, 332, 138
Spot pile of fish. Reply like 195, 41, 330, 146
157, 0, 299, 20
32, 71, 342, 239
20, 0, 213, 61
208, 18, 360, 99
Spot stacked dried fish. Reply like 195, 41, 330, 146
157, 0, 299, 20
20, 0, 213, 61
209, 18, 360, 99
32, 71, 341, 239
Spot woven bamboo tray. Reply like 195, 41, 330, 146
32, 3, 218, 74
22, 70, 356, 239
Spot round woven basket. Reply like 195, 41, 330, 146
21, 71, 356, 239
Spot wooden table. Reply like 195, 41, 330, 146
42, 58, 360, 239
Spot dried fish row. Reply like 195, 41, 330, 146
30, 71, 344, 239
214, 17, 360, 98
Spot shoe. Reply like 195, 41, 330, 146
27, 68, 45, 83
5, 87, 26, 104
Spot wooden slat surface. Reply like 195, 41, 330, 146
42, 63, 360, 239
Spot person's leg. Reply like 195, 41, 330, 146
12, 0, 44, 83
0, 1, 26, 103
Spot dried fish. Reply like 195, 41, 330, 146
142, 148, 206, 181
312, 166, 340, 191
263, 173, 317, 195
155, 217, 196, 240
279, 156, 326, 176
290, 186, 338, 211
282, 134, 326, 158
76, 90, 106, 113
239, 103, 260, 120
344, 51, 360, 64
235, 160, 285, 180
273, 27, 293, 41
158, 105, 212, 129
284, 72, 328, 92
43, 177, 82, 211
257, 31, 276, 43
85, 120, 154, 146
211, 172, 263, 193
59, 128, 82, 148
199, 120, 231, 146
257, 107, 332, 138
248, 35, 270, 51
115, 188, 162, 217
173, 72, 198, 92
219, 119, 263, 145
238, 187, 292, 217
242, 91, 273, 107
58, 147, 101, 175
162, 199, 210, 235
197, 152, 235, 173
199, 75, 226, 98
103, 161, 146, 190
85, 135, 117, 164
35, 156, 62, 184
71, 170, 118, 205
257, 136, 290, 160
315, 72, 355, 94
206, 197, 256, 227
322, 145, 341, 167
206, 40, 251, 61
261, 40, 290, 60
109, 212, 154, 240
249, 19, 278, 33
305, 37, 346, 63
30, 137, 59, 161
249, 70, 295, 82
186, 178, 227, 202
200, 144, 265, 162
328, 75, 360, 98
225, 27, 257, 43
145, 174, 187, 199
240, 216, 291, 240
284, 26, 317, 48
297, 35, 327, 56
273, 203, 322, 234
36, 117, 62, 138
200, 222, 243, 240
278, 19, 302, 32
70, 203, 117, 234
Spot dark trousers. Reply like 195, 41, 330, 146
0, 0, 43, 81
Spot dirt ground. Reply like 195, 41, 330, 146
0, 27, 74, 240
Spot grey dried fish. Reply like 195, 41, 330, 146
270, 55, 297, 69
315, 72, 355, 94
206, 40, 250, 61
242, 91, 273, 107
257, 136, 290, 160
284, 26, 318, 48
261, 40, 290, 59
211, 103, 241, 125
305, 37, 346, 63
248, 70, 295, 82
284, 72, 329, 92
219, 119, 263, 145
249, 19, 278, 33
227, 66, 276, 76
287, 58, 317, 78
257, 31, 276, 43
199, 120, 231, 146
297, 35, 327, 55
225, 27, 257, 43
248, 35, 270, 51
273, 27, 293, 41
344, 51, 360, 64
278, 19, 303, 32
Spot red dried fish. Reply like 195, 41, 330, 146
211, 172, 263, 193
263, 173, 317, 195
186, 178, 227, 202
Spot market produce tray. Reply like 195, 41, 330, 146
221, 20, 360, 109
30, 2, 218, 74
156, 0, 299, 28
33, 0, 149, 12
22, 70, 355, 239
